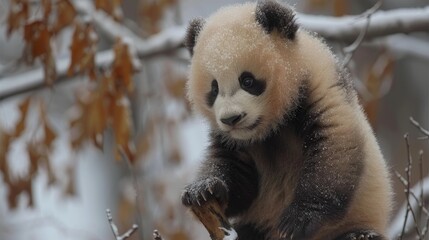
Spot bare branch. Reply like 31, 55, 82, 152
342, 0, 383, 66
299, 6, 429, 43
119, 148, 144, 240
106, 209, 138, 240
404, 134, 423, 238
390, 142, 429, 239
363, 35, 429, 61
1, 6, 429, 101
410, 117, 429, 137
74, 1, 146, 44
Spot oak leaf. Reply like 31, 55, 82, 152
111, 93, 134, 161
7, 177, 34, 209
112, 39, 134, 93
68, 22, 97, 80
24, 21, 51, 61
0, 128, 12, 183
52, 0, 77, 34
39, 100, 57, 149
7, 0, 29, 36
13, 97, 31, 138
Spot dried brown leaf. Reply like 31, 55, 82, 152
111, 94, 133, 160
7, 0, 29, 36
52, 0, 77, 34
112, 39, 134, 93
88, 92, 107, 148
24, 21, 51, 61
0, 128, 12, 183
7, 177, 34, 209
68, 22, 98, 80
39, 101, 57, 149
70, 84, 110, 150
13, 97, 31, 138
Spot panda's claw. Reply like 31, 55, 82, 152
181, 177, 229, 207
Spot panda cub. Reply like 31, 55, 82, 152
181, 1, 392, 239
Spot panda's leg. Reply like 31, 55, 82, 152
234, 223, 268, 240
333, 229, 386, 240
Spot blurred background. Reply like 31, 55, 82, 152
0, 0, 428, 239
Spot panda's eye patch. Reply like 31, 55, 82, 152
206, 80, 218, 107
211, 80, 219, 95
239, 72, 266, 96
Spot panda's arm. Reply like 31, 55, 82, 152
182, 133, 259, 217
279, 93, 364, 239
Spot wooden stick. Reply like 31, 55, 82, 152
190, 201, 237, 240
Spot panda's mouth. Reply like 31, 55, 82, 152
227, 117, 262, 132
245, 117, 262, 130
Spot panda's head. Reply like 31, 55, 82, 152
186, 1, 307, 143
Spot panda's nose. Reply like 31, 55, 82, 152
221, 114, 243, 126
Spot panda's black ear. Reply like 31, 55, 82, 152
255, 0, 298, 40
185, 18, 205, 56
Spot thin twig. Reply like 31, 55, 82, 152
420, 150, 425, 219
106, 209, 138, 240
342, 0, 383, 67
119, 148, 144, 240
410, 117, 429, 137
389, 177, 429, 238
404, 134, 423, 239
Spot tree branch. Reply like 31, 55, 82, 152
106, 209, 138, 240
1, 6, 428, 101
299, 6, 429, 43
410, 117, 429, 137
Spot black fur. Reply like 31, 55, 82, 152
235, 223, 268, 240
181, 177, 229, 207
336, 67, 356, 103
255, 0, 298, 40
182, 132, 259, 216
206, 80, 219, 107
239, 71, 266, 96
185, 18, 205, 56
278, 85, 364, 239
210, 133, 260, 216
333, 229, 385, 240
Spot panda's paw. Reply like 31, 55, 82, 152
181, 177, 229, 207
278, 202, 323, 240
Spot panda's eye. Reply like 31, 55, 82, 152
241, 77, 254, 88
